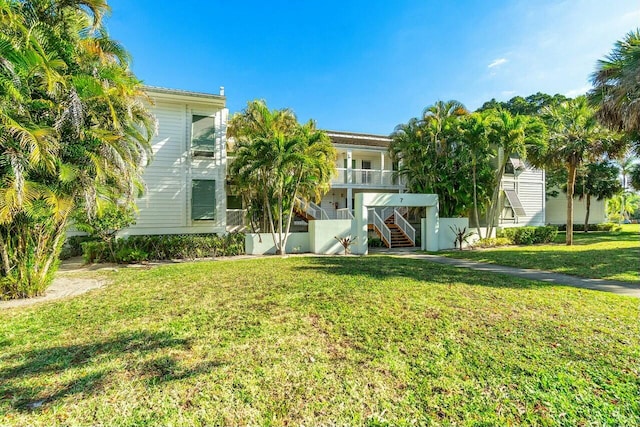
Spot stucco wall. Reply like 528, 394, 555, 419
309, 220, 354, 255
245, 233, 310, 255
545, 193, 608, 225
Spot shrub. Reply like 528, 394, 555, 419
73, 205, 137, 243
596, 223, 622, 232
82, 233, 246, 264
368, 237, 385, 247
533, 225, 558, 243
473, 237, 513, 248
60, 236, 96, 260
498, 226, 557, 245
556, 223, 622, 232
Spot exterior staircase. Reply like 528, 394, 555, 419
384, 214, 414, 248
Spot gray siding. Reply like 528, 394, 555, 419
501, 168, 546, 227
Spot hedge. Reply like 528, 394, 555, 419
82, 233, 245, 264
497, 226, 558, 245
556, 223, 622, 232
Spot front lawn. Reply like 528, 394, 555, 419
443, 224, 640, 282
1, 256, 638, 425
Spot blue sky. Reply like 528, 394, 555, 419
106, 0, 640, 134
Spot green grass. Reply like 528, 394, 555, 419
442, 224, 640, 282
1, 256, 638, 426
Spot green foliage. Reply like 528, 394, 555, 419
228, 100, 336, 255
73, 205, 137, 242
390, 101, 495, 217
82, 233, 246, 264
473, 237, 513, 248
630, 164, 640, 191
483, 109, 547, 238
607, 193, 640, 222
542, 97, 626, 244
557, 223, 622, 232
591, 29, 640, 155
0, 0, 154, 299
498, 226, 558, 245
478, 92, 570, 115
60, 236, 96, 260
367, 237, 385, 247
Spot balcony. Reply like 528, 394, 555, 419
331, 168, 403, 188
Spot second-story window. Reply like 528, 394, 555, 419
191, 114, 216, 157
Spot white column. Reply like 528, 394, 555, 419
346, 150, 353, 185
353, 193, 368, 255
347, 188, 353, 211
380, 152, 385, 186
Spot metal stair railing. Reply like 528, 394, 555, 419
368, 208, 391, 247
394, 208, 415, 245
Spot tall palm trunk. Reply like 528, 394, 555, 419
277, 192, 284, 256
566, 160, 578, 245
584, 194, 591, 233
486, 162, 507, 238
471, 159, 483, 239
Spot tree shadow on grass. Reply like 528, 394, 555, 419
554, 230, 639, 245
296, 256, 555, 290
0, 330, 222, 411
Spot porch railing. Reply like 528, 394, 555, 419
336, 208, 354, 220
226, 209, 247, 232
331, 168, 403, 187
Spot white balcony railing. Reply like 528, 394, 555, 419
331, 168, 402, 187
336, 208, 354, 220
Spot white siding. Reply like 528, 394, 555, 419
122, 96, 228, 236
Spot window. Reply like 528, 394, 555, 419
361, 160, 372, 184
191, 115, 216, 157
191, 180, 216, 220
226, 195, 243, 209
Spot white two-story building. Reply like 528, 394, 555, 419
120, 86, 547, 241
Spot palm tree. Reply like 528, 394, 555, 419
390, 100, 480, 218
484, 109, 546, 238
228, 100, 336, 255
543, 97, 625, 245
0, 0, 154, 298
591, 29, 640, 154
458, 112, 494, 238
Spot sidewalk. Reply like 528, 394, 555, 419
373, 249, 640, 298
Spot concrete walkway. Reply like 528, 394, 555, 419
374, 249, 640, 298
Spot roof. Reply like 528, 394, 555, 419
325, 130, 392, 148
144, 85, 225, 101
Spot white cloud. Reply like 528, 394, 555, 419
564, 85, 592, 98
488, 58, 508, 68
501, 90, 516, 97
